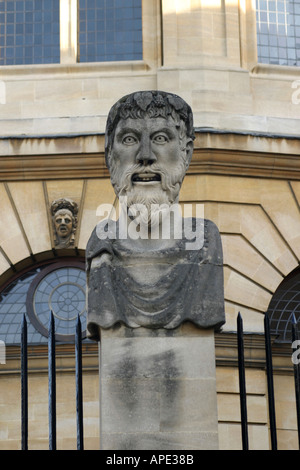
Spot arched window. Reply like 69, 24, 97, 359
0, 258, 87, 344
267, 266, 300, 343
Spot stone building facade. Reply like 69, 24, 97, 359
0, 0, 299, 449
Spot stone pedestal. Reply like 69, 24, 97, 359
99, 323, 219, 450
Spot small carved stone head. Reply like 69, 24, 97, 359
51, 198, 78, 248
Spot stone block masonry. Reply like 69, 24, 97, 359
99, 323, 219, 450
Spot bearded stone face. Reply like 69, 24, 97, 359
108, 115, 193, 225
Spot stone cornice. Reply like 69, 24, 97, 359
215, 331, 295, 374
0, 130, 299, 181
2, 332, 295, 375
0, 60, 150, 80
1, 342, 99, 375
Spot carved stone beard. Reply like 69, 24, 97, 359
110, 160, 186, 226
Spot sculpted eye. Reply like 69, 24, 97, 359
153, 134, 168, 144
122, 135, 138, 145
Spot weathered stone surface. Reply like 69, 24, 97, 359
101, 431, 219, 451
86, 91, 224, 450
87, 217, 224, 335
86, 91, 225, 337
99, 325, 219, 450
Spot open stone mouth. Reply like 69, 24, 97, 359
132, 173, 161, 183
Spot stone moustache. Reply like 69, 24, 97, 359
86, 91, 225, 339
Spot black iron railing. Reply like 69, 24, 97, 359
75, 312, 84, 451
20, 311, 300, 450
264, 312, 277, 450
237, 313, 248, 450
237, 312, 278, 450
292, 314, 300, 450
237, 311, 300, 451
48, 312, 56, 450
21, 314, 28, 451
21, 312, 84, 451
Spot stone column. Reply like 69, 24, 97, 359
99, 323, 219, 450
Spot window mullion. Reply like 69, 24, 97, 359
60, 0, 78, 64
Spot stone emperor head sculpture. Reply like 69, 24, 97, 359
51, 198, 78, 248
86, 91, 225, 340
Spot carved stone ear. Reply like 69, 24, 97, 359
185, 138, 194, 168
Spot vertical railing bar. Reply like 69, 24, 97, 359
48, 311, 56, 450
292, 314, 300, 450
264, 312, 277, 450
237, 312, 249, 450
21, 313, 28, 451
75, 314, 84, 450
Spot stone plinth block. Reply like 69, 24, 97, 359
99, 323, 219, 450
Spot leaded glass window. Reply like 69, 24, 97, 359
256, 0, 300, 66
0, 260, 87, 344
0, 0, 143, 66
78, 0, 143, 63
267, 267, 300, 342
0, 0, 60, 65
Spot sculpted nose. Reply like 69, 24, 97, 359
136, 138, 156, 166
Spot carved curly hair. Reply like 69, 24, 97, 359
104, 90, 195, 169
50, 198, 78, 218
